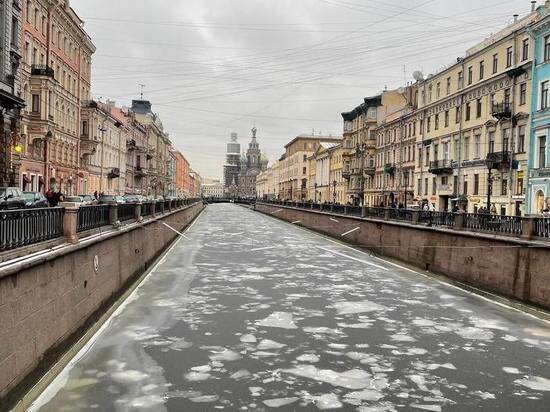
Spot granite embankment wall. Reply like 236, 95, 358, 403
0, 202, 204, 406
255, 203, 550, 310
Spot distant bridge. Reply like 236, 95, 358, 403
202, 197, 256, 205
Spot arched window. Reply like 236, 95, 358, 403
536, 190, 545, 214
26, 1, 32, 23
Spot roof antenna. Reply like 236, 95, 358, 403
138, 83, 146, 100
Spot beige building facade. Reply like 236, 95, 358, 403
278, 134, 341, 201
415, 10, 541, 214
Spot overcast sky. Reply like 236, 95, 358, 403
72, 0, 532, 179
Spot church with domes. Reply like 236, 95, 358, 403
224, 127, 268, 198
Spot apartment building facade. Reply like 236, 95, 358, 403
414, 10, 541, 214
527, 12, 550, 214
277, 134, 341, 201
0, 0, 24, 187
19, 0, 95, 195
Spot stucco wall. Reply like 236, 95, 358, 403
255, 203, 550, 310
0, 202, 204, 405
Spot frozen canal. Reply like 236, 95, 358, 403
32, 204, 550, 411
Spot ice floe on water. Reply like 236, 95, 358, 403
455, 327, 494, 341
208, 348, 242, 362
257, 312, 298, 329
240, 334, 257, 343
184, 371, 211, 381
514, 376, 550, 391
296, 354, 320, 363
332, 300, 385, 315
502, 367, 521, 374
314, 393, 343, 410
263, 397, 299, 407
283, 365, 371, 389
256, 339, 286, 350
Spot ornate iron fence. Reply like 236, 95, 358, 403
419, 211, 454, 227
118, 204, 136, 222
141, 202, 153, 217
364, 207, 386, 218
464, 213, 522, 236
1, 207, 64, 251
347, 206, 363, 217
534, 218, 550, 238
389, 208, 413, 221
77, 205, 110, 232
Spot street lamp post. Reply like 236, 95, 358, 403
486, 159, 494, 211
314, 182, 318, 203
333, 180, 337, 204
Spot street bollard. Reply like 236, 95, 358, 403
62, 206, 79, 244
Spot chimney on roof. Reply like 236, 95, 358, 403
513, 14, 519, 22
532, 1, 537, 12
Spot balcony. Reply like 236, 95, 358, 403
80, 138, 98, 158
127, 139, 137, 151
486, 151, 511, 169
108, 167, 121, 179
364, 166, 376, 176
384, 163, 395, 174
135, 166, 147, 178
429, 159, 453, 174
491, 102, 512, 120
342, 165, 351, 179
31, 64, 55, 78
365, 138, 376, 150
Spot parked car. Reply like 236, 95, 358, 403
78, 194, 97, 205
0, 187, 26, 210
123, 194, 146, 203
98, 195, 125, 204
64, 196, 86, 206
23, 191, 49, 208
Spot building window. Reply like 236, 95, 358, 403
522, 38, 529, 61
31, 94, 40, 113
541, 81, 549, 109
432, 177, 436, 195
463, 175, 468, 195
463, 136, 470, 160
302, 167, 306, 175
26, 0, 31, 22
454, 136, 460, 160
427, 116, 431, 132
424, 178, 428, 196
545, 35, 550, 61
458, 71, 463, 89
476, 98, 482, 118
303, 154, 307, 162
504, 88, 511, 106
474, 134, 480, 158
488, 131, 495, 153
444, 110, 449, 127
474, 174, 479, 195
81, 120, 89, 136
465, 102, 471, 121
455, 107, 460, 124
417, 178, 421, 195
502, 128, 510, 152
519, 83, 527, 105
428, 84, 432, 102
434, 114, 439, 130
436, 82, 440, 99
446, 77, 451, 95
467, 66, 473, 85
538, 136, 546, 168
506, 46, 512, 68
517, 125, 526, 153
492, 53, 498, 74
479, 61, 484, 80
501, 179, 507, 196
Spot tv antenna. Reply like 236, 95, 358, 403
138, 84, 146, 99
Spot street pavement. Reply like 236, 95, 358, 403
31, 203, 550, 411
